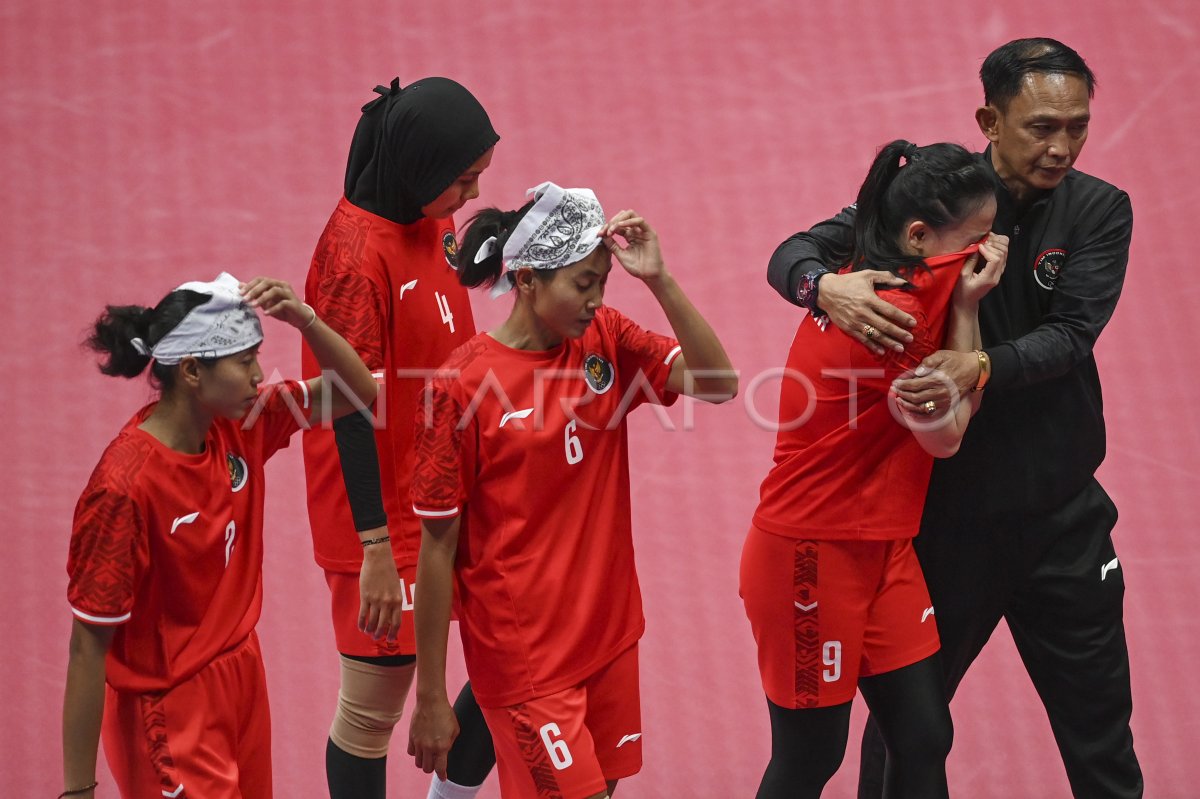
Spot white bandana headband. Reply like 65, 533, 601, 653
476, 181, 607, 297
131, 272, 264, 365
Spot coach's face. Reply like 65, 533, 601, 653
977, 72, 1091, 204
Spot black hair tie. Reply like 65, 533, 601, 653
361, 77, 404, 112
902, 142, 921, 162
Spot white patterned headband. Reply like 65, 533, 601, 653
131, 272, 264, 365
475, 181, 607, 297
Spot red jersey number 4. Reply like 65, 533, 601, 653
435, 291, 455, 333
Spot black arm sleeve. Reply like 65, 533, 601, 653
766, 206, 858, 306
333, 411, 388, 532
986, 191, 1133, 390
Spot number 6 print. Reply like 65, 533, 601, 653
564, 419, 584, 465
539, 722, 574, 770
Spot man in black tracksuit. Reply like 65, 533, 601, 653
767, 38, 1142, 798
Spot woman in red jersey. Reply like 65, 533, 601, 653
742, 141, 1008, 799
299, 76, 501, 799
61, 274, 376, 799
407, 182, 738, 799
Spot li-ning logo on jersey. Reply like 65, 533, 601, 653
442, 231, 459, 270
583, 353, 614, 395
226, 453, 248, 493
1034, 248, 1067, 290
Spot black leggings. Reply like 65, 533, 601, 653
446, 681, 497, 786
757, 655, 952, 799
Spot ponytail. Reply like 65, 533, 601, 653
457, 199, 536, 290
850, 139, 994, 275
87, 304, 156, 378
85, 289, 211, 388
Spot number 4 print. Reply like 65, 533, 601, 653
435, 291, 455, 333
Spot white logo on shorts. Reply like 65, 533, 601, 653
1101, 557, 1120, 581
921, 607, 935, 623
616, 733, 642, 748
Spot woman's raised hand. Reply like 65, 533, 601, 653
601, 210, 666, 282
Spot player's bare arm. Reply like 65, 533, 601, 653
602, 211, 738, 402
61, 619, 115, 798
893, 234, 1008, 411
240, 276, 379, 421
896, 234, 1008, 455
357, 528, 404, 641
409, 516, 461, 780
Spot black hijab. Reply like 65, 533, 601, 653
344, 77, 500, 225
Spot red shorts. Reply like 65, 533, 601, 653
479, 644, 643, 799
102, 632, 271, 799
740, 525, 940, 709
325, 565, 417, 657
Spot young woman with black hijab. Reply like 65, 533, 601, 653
300, 76, 499, 799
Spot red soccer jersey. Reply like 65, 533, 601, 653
753, 247, 976, 541
411, 306, 681, 707
66, 381, 308, 693
302, 197, 476, 571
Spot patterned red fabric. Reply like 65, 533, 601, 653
301, 197, 476, 571
67, 382, 307, 692
739, 527, 939, 709
411, 306, 679, 707
753, 248, 974, 541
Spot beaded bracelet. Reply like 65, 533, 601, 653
360, 535, 391, 547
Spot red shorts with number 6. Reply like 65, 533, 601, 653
479, 644, 643, 799
739, 525, 940, 709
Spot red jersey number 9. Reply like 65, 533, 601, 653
822, 640, 842, 683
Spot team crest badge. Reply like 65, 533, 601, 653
1034, 248, 1066, 290
227, 453, 249, 493
442, 231, 459, 270
584, 353, 614, 395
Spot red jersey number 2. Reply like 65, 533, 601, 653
224, 521, 236, 567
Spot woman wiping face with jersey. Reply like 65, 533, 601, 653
742, 140, 1008, 799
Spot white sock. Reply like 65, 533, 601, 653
427, 774, 483, 799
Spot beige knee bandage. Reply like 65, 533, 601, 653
328, 656, 416, 758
